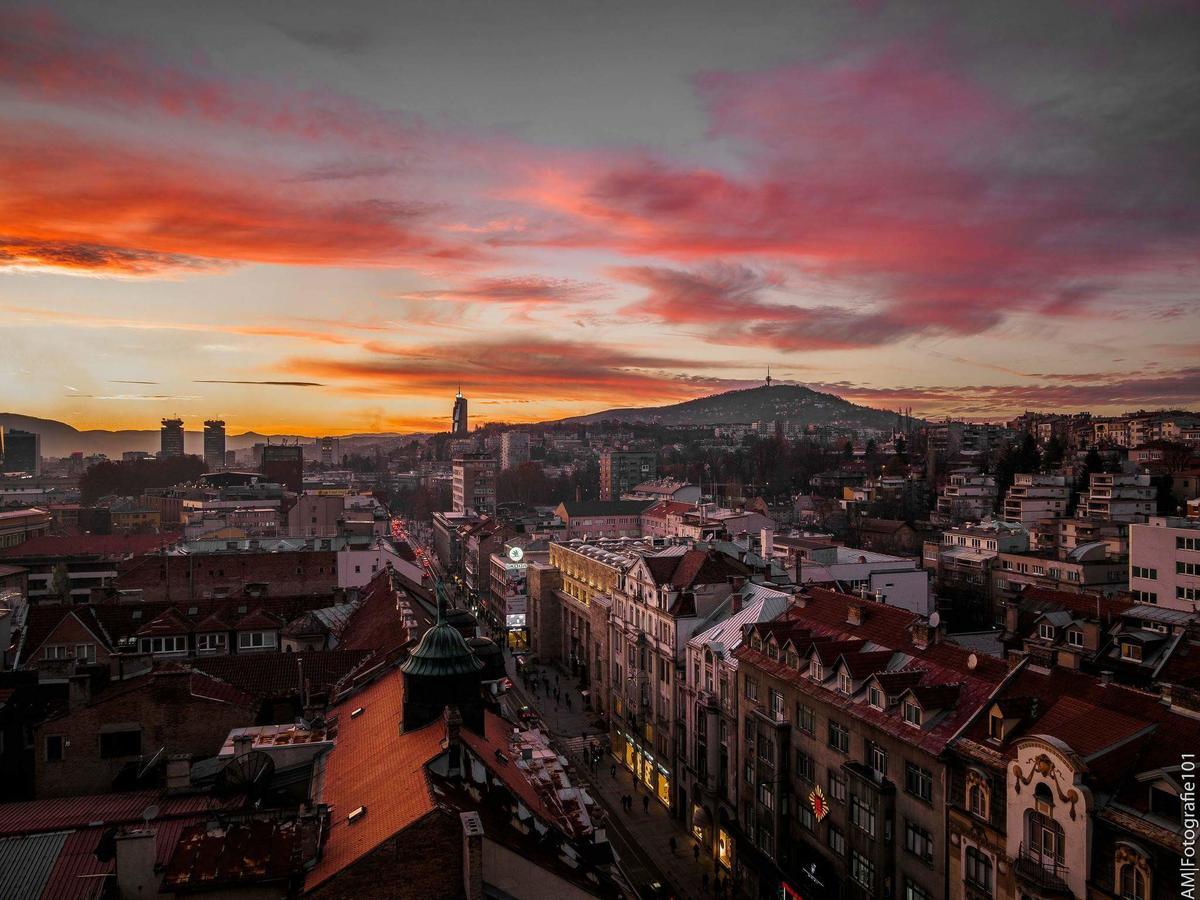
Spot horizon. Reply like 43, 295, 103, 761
3, 1, 1199, 433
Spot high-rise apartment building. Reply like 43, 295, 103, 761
599, 449, 657, 501
0, 428, 41, 475
320, 436, 337, 467
203, 420, 226, 469
260, 444, 304, 493
453, 454, 498, 516
500, 431, 530, 471
452, 389, 469, 436
1129, 516, 1200, 610
1002, 473, 1069, 528
160, 418, 185, 458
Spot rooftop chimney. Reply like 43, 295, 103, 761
461, 811, 484, 900
115, 828, 158, 898
165, 755, 191, 795
846, 602, 864, 627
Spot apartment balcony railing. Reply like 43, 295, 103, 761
1014, 844, 1071, 895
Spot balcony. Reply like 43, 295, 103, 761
1014, 844, 1071, 895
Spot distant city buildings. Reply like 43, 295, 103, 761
159, 417, 184, 458
0, 428, 41, 475
202, 419, 225, 469
599, 448, 656, 501
499, 431, 530, 470
452, 454, 497, 516
259, 443, 303, 492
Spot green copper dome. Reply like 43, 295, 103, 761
401, 619, 485, 678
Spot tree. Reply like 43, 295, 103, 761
50, 562, 72, 604
842, 440, 854, 460
894, 436, 908, 463
1041, 435, 1065, 471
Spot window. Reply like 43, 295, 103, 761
795, 750, 814, 782
868, 686, 884, 709
796, 703, 815, 735
768, 688, 784, 719
1178, 535, 1200, 552
239, 631, 277, 650
905, 763, 933, 802
1120, 642, 1143, 661
798, 804, 815, 831
904, 880, 932, 900
744, 677, 758, 701
1067, 630, 1084, 648
99, 729, 142, 758
197, 633, 227, 652
74, 644, 96, 663
142, 636, 187, 655
810, 658, 824, 681
838, 671, 853, 694
827, 825, 845, 856
988, 712, 1004, 741
45, 735, 64, 762
1038, 622, 1055, 640
758, 781, 774, 810
1132, 590, 1158, 604
965, 846, 993, 891
42, 645, 69, 661
866, 740, 887, 779
903, 701, 923, 727
1119, 862, 1148, 900
849, 795, 876, 836
1178, 561, 1200, 576
828, 720, 849, 753
968, 781, 988, 819
850, 851, 874, 890
1149, 785, 1182, 822
1131, 566, 1157, 580
786, 650, 798, 669
828, 770, 847, 802
904, 819, 934, 863
1029, 808, 1065, 863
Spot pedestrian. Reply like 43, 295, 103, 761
693, 844, 700, 863
668, 836, 677, 855
642, 794, 649, 814
610, 763, 617, 779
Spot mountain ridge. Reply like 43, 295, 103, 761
548, 384, 910, 429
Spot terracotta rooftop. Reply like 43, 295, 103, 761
305, 673, 445, 892
0, 533, 171, 559
190, 650, 373, 700
163, 818, 304, 890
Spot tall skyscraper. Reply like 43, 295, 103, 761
0, 428, 41, 475
160, 418, 185, 458
599, 449, 657, 500
452, 388, 469, 436
500, 431, 530, 471
320, 436, 336, 467
260, 443, 304, 492
203, 420, 226, 469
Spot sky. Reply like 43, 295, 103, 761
1, 0, 1198, 435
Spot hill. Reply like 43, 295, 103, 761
551, 384, 907, 430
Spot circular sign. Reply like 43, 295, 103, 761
809, 785, 829, 822
508, 546, 524, 562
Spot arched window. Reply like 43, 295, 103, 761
964, 846, 993, 891
1027, 803, 1065, 865
968, 782, 988, 820
1119, 863, 1147, 900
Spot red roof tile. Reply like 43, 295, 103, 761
0, 790, 217, 837
163, 818, 302, 890
305, 673, 445, 892
190, 650, 372, 699
0, 533, 172, 559
232, 608, 283, 631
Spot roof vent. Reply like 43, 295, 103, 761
351, 707, 365, 719
348, 806, 366, 824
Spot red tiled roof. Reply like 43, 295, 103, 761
0, 533, 172, 559
136, 607, 194, 637
187, 670, 256, 708
642, 548, 751, 591
233, 608, 283, 631
838, 650, 895, 679
639, 501, 694, 521
339, 570, 431, 654
163, 818, 302, 890
0, 790, 218, 837
42, 818, 199, 900
1018, 586, 1133, 619
305, 673, 445, 892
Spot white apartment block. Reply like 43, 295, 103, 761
936, 474, 997, 522
499, 431, 531, 471
1129, 516, 1200, 611
1077, 472, 1156, 522
1003, 473, 1069, 528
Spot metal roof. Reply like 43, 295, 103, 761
1121, 603, 1197, 626
0, 831, 70, 900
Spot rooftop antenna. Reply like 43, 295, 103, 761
765, 366, 772, 388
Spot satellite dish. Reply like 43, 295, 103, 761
968, 652, 979, 671
928, 612, 941, 629
142, 804, 160, 823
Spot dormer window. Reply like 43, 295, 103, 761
1149, 785, 1182, 823
1121, 642, 1143, 661
1067, 630, 1083, 648
838, 672, 853, 695
868, 686, 883, 709
810, 659, 824, 681
988, 712, 1004, 741
903, 700, 923, 727
786, 650, 799, 669
1038, 623, 1054, 641
751, 633, 763, 652
767, 641, 778, 661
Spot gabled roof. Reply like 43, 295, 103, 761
837, 650, 894, 680
906, 683, 961, 710
232, 608, 283, 631
136, 607, 194, 637
190, 650, 373, 700
305, 674, 445, 892
639, 548, 751, 591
